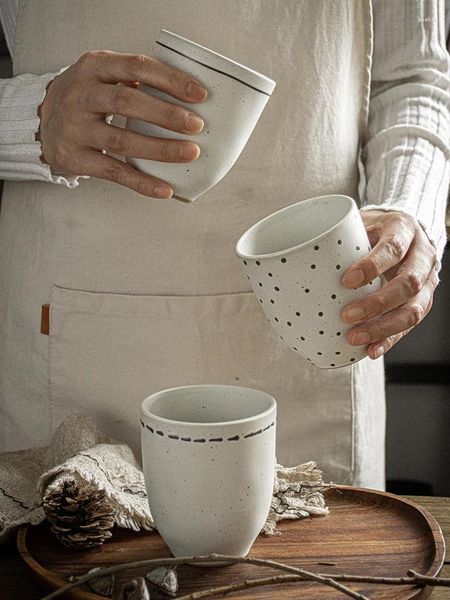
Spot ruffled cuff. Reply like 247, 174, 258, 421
0, 66, 89, 189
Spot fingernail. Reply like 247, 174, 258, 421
352, 331, 370, 345
342, 269, 365, 288
184, 113, 204, 133
372, 345, 385, 359
343, 306, 365, 323
186, 81, 208, 101
153, 185, 172, 199
179, 142, 200, 160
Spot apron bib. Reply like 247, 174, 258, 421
0, 0, 385, 488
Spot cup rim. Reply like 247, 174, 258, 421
157, 29, 276, 96
140, 384, 276, 427
235, 194, 356, 260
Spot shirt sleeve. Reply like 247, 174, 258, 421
361, 0, 450, 268
0, 67, 89, 188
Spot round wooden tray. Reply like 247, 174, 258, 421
17, 486, 445, 599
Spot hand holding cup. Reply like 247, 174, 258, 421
36, 48, 207, 198
236, 195, 382, 368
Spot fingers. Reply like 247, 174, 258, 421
83, 83, 205, 134
89, 122, 200, 162
74, 149, 174, 198
341, 212, 416, 289
346, 270, 437, 358
368, 331, 409, 360
76, 50, 208, 103
341, 272, 424, 325
342, 220, 436, 325
367, 330, 411, 360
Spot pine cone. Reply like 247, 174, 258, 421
43, 479, 115, 550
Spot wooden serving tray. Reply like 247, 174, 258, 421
17, 486, 445, 599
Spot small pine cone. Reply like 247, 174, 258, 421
43, 479, 115, 550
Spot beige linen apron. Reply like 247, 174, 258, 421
0, 0, 385, 488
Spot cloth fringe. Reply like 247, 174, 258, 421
0, 412, 329, 544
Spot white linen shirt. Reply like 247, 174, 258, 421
0, 0, 449, 263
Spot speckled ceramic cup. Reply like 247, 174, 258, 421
140, 385, 276, 566
236, 195, 382, 369
126, 29, 276, 202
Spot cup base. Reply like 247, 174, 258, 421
172, 193, 194, 203
186, 558, 239, 568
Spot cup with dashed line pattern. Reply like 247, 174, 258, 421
140, 384, 276, 566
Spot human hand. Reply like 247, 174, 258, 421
340, 209, 438, 359
37, 50, 208, 198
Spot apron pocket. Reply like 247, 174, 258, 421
48, 284, 354, 478
48, 285, 271, 459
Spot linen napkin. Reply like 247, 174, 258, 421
0, 412, 329, 544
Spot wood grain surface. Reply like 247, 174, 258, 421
14, 486, 446, 599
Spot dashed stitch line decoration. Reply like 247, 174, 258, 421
140, 419, 274, 442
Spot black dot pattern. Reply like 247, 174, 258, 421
239, 233, 368, 368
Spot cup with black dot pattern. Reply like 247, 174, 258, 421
235, 194, 382, 368
141, 385, 276, 565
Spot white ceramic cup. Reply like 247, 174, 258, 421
140, 385, 276, 566
235, 195, 382, 369
126, 29, 276, 202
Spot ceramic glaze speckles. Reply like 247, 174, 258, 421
236, 195, 382, 369
126, 30, 276, 202
140, 385, 276, 566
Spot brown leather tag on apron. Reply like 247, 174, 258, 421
41, 304, 50, 335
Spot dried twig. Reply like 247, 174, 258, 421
307, 571, 450, 587
39, 553, 450, 600
39, 554, 365, 600
175, 571, 367, 599
174, 562, 450, 599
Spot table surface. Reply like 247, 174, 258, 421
1, 495, 449, 599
